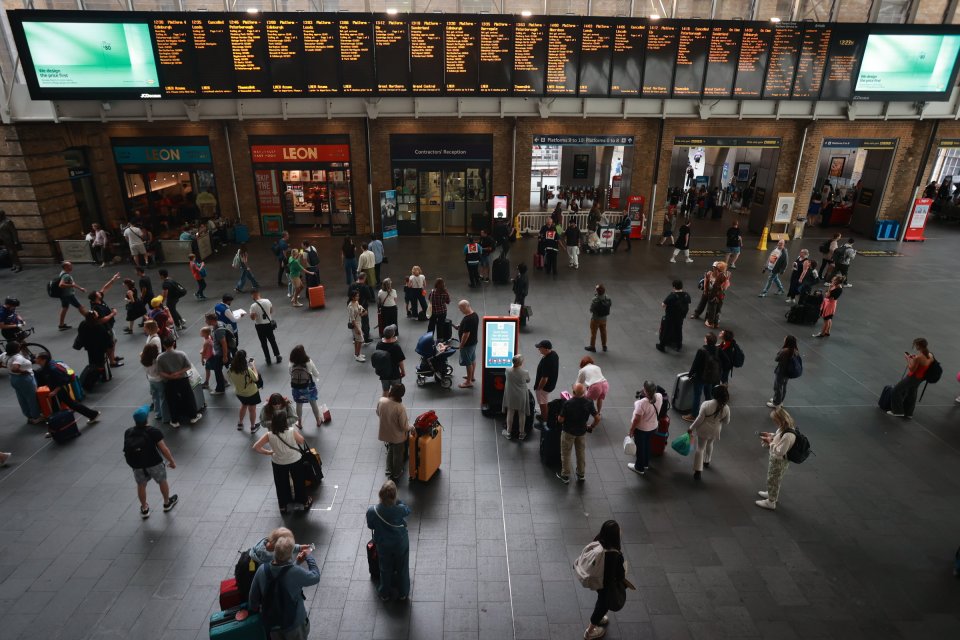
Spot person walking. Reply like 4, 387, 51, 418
188, 253, 207, 301
759, 239, 788, 297
34, 352, 101, 425
687, 384, 731, 481
585, 284, 611, 353
136, 265, 155, 311
814, 275, 844, 338
122, 278, 146, 334
767, 335, 799, 409
369, 234, 385, 286
377, 279, 399, 338
670, 220, 693, 263
426, 277, 451, 336
724, 220, 742, 269
249, 289, 282, 365
889, 338, 935, 418
4, 342, 43, 424
155, 337, 203, 428
691, 261, 730, 329
366, 480, 412, 602
818, 232, 842, 280
122, 221, 148, 267
227, 350, 262, 434
627, 381, 662, 476
249, 537, 320, 638
405, 266, 427, 320
577, 356, 609, 412
564, 219, 582, 267
55, 261, 87, 331
377, 384, 413, 482
832, 238, 856, 287
581, 520, 627, 640
140, 342, 169, 424
289, 345, 324, 428
158, 269, 187, 330
755, 407, 798, 510
341, 236, 358, 287
658, 210, 674, 246
539, 218, 561, 276
455, 300, 479, 389
273, 231, 291, 288
555, 383, 601, 484
347, 290, 367, 362
656, 279, 691, 353
717, 329, 743, 384
253, 412, 314, 513
349, 272, 375, 343
357, 242, 376, 289
234, 244, 259, 293
0, 210, 23, 272
123, 405, 178, 518
512, 262, 529, 314
463, 236, 482, 288
501, 354, 531, 441
681, 332, 722, 421
612, 212, 632, 253
374, 325, 405, 393
534, 339, 560, 427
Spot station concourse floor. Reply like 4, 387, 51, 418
0, 214, 959, 640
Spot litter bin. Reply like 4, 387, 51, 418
793, 217, 806, 240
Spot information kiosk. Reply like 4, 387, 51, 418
480, 316, 520, 417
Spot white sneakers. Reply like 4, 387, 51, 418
685, 258, 694, 263
755, 498, 776, 510
627, 463, 644, 476
355, 354, 366, 362
669, 258, 676, 263
765, 401, 780, 409
757, 491, 768, 499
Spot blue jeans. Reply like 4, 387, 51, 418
376, 540, 410, 599
149, 379, 169, 423
206, 357, 226, 392
236, 266, 258, 291
11, 373, 40, 420
691, 381, 713, 413
195, 278, 206, 298
761, 271, 784, 294
343, 258, 357, 285
633, 429, 653, 470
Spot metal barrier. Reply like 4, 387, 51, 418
516, 211, 624, 233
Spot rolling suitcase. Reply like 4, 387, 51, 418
492, 257, 510, 284
879, 385, 894, 412
209, 605, 263, 640
219, 578, 243, 611
672, 373, 695, 414
48, 410, 80, 443
409, 428, 442, 482
539, 424, 562, 468
192, 379, 206, 412
651, 415, 670, 457
37, 386, 58, 417
366, 540, 380, 580
308, 285, 325, 309
533, 252, 544, 269
302, 447, 323, 488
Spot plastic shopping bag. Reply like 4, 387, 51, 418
671, 433, 692, 456
623, 435, 636, 457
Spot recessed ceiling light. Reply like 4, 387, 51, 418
386, 7, 397, 15
521, 10, 532, 17
649, 14, 660, 20
770, 16, 781, 22
246, 7, 259, 14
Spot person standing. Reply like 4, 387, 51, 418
759, 239, 788, 297
56, 261, 87, 330
249, 289, 282, 365
405, 266, 427, 320
682, 332, 722, 421
755, 407, 797, 510
215, 293, 239, 341
539, 217, 561, 276
349, 272, 376, 344
426, 277, 451, 336
227, 350, 262, 434
612, 213, 632, 252
123, 405, 178, 518
301, 239, 321, 289
366, 480, 412, 602
463, 236, 482, 288
4, 342, 43, 424
627, 381, 662, 476
347, 290, 366, 362
141, 342, 168, 424
234, 244, 259, 293
585, 284, 611, 353
377, 384, 413, 482
577, 356, 609, 412
288, 345, 324, 428
785, 249, 810, 304
767, 335, 799, 409
89, 223, 109, 268
691, 261, 730, 329
582, 521, 627, 640
814, 276, 844, 338
273, 231, 290, 288
188, 253, 207, 301
658, 210, 674, 246
158, 269, 186, 330
687, 384, 731, 481
287, 248, 315, 308
555, 383, 600, 484
357, 242, 376, 289
564, 219, 581, 268
249, 538, 319, 638
377, 279, 399, 338
832, 238, 856, 287
656, 279, 691, 353
889, 338, 935, 419
534, 339, 560, 426
456, 300, 479, 389
478, 229, 494, 281
122, 278, 146, 335
34, 352, 101, 425
717, 329, 743, 384
203, 312, 230, 394
369, 234, 385, 286
136, 265, 155, 311
512, 263, 529, 320
375, 325, 405, 392
819, 232, 842, 281
501, 354, 531, 441
0, 210, 23, 272
76, 309, 113, 371
122, 221, 148, 267
724, 220, 742, 269
341, 237, 358, 287
253, 413, 314, 513
155, 337, 203, 428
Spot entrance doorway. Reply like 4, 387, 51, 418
925, 141, 960, 222
529, 135, 635, 211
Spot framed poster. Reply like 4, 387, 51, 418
773, 193, 795, 223
736, 162, 751, 181
828, 156, 846, 177
573, 154, 590, 179
380, 190, 398, 239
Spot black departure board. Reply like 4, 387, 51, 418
191, 17, 235, 95
229, 18, 270, 95
643, 23, 678, 97
734, 25, 773, 98
578, 20, 613, 95
338, 17, 375, 94
153, 17, 197, 96
409, 18, 443, 93
610, 22, 646, 96
673, 24, 710, 97
302, 18, 338, 93
821, 27, 867, 101
546, 21, 580, 95
792, 26, 831, 99
513, 19, 547, 94
266, 17, 306, 94
762, 24, 802, 99
445, 19, 479, 94
374, 18, 409, 94
478, 19, 512, 94
703, 25, 740, 97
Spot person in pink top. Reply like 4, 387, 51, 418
627, 381, 663, 476
813, 275, 844, 338
576, 356, 609, 412
199, 326, 214, 389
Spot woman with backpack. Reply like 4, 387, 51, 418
627, 381, 663, 476
686, 384, 731, 482
888, 338, 936, 419
581, 520, 628, 639
227, 350, 261, 434
767, 335, 799, 410
755, 406, 798, 510
253, 412, 313, 514
288, 345, 323, 428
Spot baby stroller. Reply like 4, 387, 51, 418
415, 325, 459, 389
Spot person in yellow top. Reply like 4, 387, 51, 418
227, 349, 261, 434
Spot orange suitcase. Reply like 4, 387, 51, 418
38, 386, 58, 417
308, 285, 325, 309
408, 428, 442, 482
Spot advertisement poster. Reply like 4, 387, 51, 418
493, 194, 508, 219
773, 194, 795, 224
380, 190, 398, 239
626, 195, 645, 239
904, 197, 932, 241
484, 320, 516, 369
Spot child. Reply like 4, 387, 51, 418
189, 253, 207, 300
199, 326, 214, 389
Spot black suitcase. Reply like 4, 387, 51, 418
0, 248, 11, 269
366, 540, 380, 580
48, 410, 80, 443
508, 392, 536, 437
539, 424, 562, 468
79, 361, 112, 392
492, 257, 510, 284
879, 385, 894, 412
785, 304, 819, 325
672, 373, 694, 414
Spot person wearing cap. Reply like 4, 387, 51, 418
456, 300, 479, 389
534, 340, 560, 426
375, 325, 405, 393
147, 296, 173, 340
0, 296, 24, 342
123, 405, 178, 519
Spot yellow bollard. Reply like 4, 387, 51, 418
757, 226, 769, 252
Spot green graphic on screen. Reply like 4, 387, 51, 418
856, 34, 960, 93
22, 22, 159, 89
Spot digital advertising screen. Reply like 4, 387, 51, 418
855, 33, 960, 99
483, 320, 517, 369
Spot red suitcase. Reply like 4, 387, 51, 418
533, 252, 544, 269
308, 285, 325, 309
219, 578, 243, 610
37, 386, 58, 417
651, 415, 670, 457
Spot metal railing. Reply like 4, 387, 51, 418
515, 211, 624, 233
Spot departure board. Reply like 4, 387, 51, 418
734, 25, 773, 98
409, 19, 443, 93
374, 18, 409, 94
229, 18, 270, 95
302, 19, 338, 93
546, 21, 580, 95
153, 17, 197, 96
643, 23, 678, 96
610, 22, 646, 96
338, 18, 375, 94
792, 26, 831, 99
478, 19, 512, 94
579, 20, 614, 96
266, 17, 305, 94
703, 25, 741, 97
673, 24, 710, 97
762, 24, 802, 99
821, 27, 867, 101
191, 18, 235, 95
513, 19, 547, 94
445, 20, 479, 93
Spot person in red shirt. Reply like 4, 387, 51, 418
188, 253, 206, 301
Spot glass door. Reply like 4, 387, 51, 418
394, 167, 420, 235
419, 170, 443, 234
466, 167, 490, 232
443, 170, 466, 234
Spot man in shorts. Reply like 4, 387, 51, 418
123, 405, 178, 518
456, 300, 479, 389
534, 339, 560, 426
123, 222, 148, 267
56, 261, 87, 331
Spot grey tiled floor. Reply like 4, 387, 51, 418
1, 216, 959, 640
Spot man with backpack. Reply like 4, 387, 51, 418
53, 261, 87, 331
373, 325, 405, 393
585, 284, 611, 353
681, 332, 722, 422
204, 312, 232, 395
124, 404, 178, 519
832, 238, 856, 287
159, 269, 187, 330
301, 240, 321, 288
273, 231, 290, 287
248, 536, 319, 640
718, 329, 745, 384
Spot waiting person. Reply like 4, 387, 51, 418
767, 335, 799, 409
155, 337, 203, 428
253, 413, 314, 514
234, 244, 259, 293
814, 275, 845, 338
427, 277, 451, 336
76, 309, 112, 370
301, 239, 321, 288
34, 352, 100, 425
512, 263, 529, 315
377, 384, 413, 482
795, 257, 819, 301
759, 239, 788, 297
377, 279, 399, 338
502, 354, 531, 441
627, 380, 663, 476
123, 221, 148, 267
5, 342, 43, 425
56, 261, 87, 330
534, 339, 560, 426
0, 295, 23, 341
289, 248, 315, 308
755, 407, 797, 510
463, 236, 482, 288
656, 279, 691, 353
786, 249, 810, 304
564, 219, 581, 267
158, 269, 186, 330
89, 222, 109, 267
690, 261, 729, 329
539, 218, 561, 276
577, 356, 609, 413
289, 345, 323, 428
357, 242, 376, 289
347, 289, 366, 363
0, 209, 23, 272
140, 343, 168, 424
246, 527, 306, 566
456, 300, 479, 389
143, 319, 162, 351
122, 278, 146, 335
724, 220, 742, 269
658, 211, 674, 246
832, 238, 856, 286
582, 520, 627, 640
349, 272, 375, 344
204, 312, 230, 395
249, 289, 282, 365
123, 405, 178, 518
341, 236, 357, 287
148, 297, 174, 341
368, 234, 385, 286
405, 266, 427, 320
555, 383, 601, 484
687, 384, 731, 482
249, 537, 319, 638
227, 350, 262, 434
889, 338, 935, 419
477, 229, 494, 281
214, 294, 239, 342
366, 480, 412, 602
681, 332, 722, 422
259, 392, 300, 432
274, 231, 290, 288
612, 212, 632, 252
374, 325, 405, 393
819, 232, 842, 280
585, 283, 612, 353
670, 220, 693, 263
717, 329, 742, 384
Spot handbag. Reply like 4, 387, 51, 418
255, 300, 278, 331
319, 403, 331, 424
277, 432, 323, 485
623, 435, 636, 457
671, 433, 692, 456
72, 333, 84, 351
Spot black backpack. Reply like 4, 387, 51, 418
47, 277, 64, 298
701, 349, 721, 384
234, 549, 259, 600
819, 239, 831, 254
729, 342, 745, 368
290, 365, 313, 388
169, 281, 187, 299
784, 427, 811, 464
371, 349, 393, 378
123, 428, 157, 469
924, 359, 943, 384
593, 297, 611, 318
259, 565, 297, 632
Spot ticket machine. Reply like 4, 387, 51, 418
480, 316, 520, 417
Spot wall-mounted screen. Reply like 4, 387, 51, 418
855, 33, 960, 99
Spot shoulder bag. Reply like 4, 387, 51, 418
255, 300, 277, 330
277, 430, 324, 484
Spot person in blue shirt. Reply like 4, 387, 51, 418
369, 234, 385, 287
366, 479, 412, 602
214, 293, 238, 341
249, 536, 319, 640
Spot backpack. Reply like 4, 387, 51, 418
785, 353, 803, 379
305, 247, 320, 267
47, 277, 63, 298
924, 359, 943, 384
594, 297, 611, 318
167, 281, 187, 299
819, 239, 831, 254
573, 541, 607, 590
290, 364, 313, 388
271, 241, 281, 258
370, 349, 393, 379
234, 550, 259, 600
784, 427, 811, 464
259, 565, 297, 632
217, 323, 237, 353
653, 389, 671, 421
701, 349, 721, 384
123, 428, 158, 469
232, 250, 242, 269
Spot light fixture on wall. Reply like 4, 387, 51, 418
649, 14, 660, 20
770, 17, 781, 22
521, 10, 532, 17
246, 7, 259, 14
386, 7, 398, 15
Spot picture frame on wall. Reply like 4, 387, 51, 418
828, 157, 846, 178
735, 162, 751, 182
